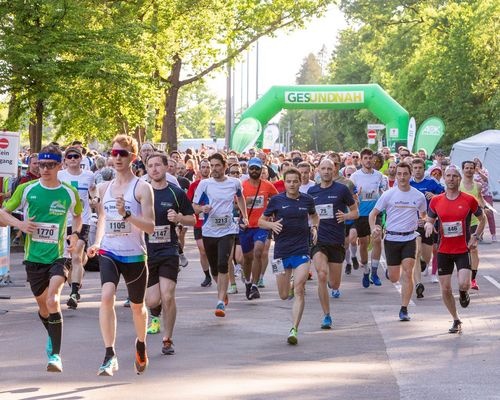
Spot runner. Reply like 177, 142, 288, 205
459, 160, 487, 290
308, 159, 357, 329
370, 162, 427, 321
424, 165, 485, 333
409, 158, 444, 298
239, 157, 278, 300
298, 162, 315, 193
3, 144, 83, 372
259, 167, 319, 345
192, 152, 248, 318
186, 159, 213, 287
58, 146, 97, 309
87, 134, 155, 376
144, 152, 195, 355
350, 148, 386, 288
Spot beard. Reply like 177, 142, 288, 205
249, 170, 262, 179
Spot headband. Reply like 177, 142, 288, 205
38, 153, 62, 163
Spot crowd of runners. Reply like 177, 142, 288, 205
0, 137, 497, 375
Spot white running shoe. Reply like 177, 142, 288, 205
431, 274, 439, 283
179, 254, 189, 268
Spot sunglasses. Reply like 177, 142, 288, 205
39, 162, 59, 170
248, 166, 261, 171
66, 154, 81, 160
352, 156, 359, 159
111, 149, 132, 158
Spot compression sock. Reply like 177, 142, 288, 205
71, 282, 80, 295
204, 269, 211, 279
345, 247, 351, 264
38, 312, 49, 332
150, 305, 162, 318
371, 259, 380, 275
136, 340, 146, 361
104, 346, 115, 363
48, 312, 63, 355
472, 270, 477, 280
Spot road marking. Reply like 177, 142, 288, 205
483, 275, 500, 290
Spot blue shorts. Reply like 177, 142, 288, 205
282, 255, 310, 269
239, 228, 269, 254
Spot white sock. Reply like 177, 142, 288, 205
371, 259, 380, 273
362, 264, 370, 274
345, 247, 351, 264
350, 245, 358, 258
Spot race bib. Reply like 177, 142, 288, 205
105, 219, 132, 235
315, 204, 334, 219
271, 258, 285, 275
210, 215, 232, 228
442, 221, 463, 238
150, 225, 171, 243
32, 222, 59, 244
247, 195, 265, 209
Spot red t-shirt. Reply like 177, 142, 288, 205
242, 179, 278, 228
273, 180, 285, 193
388, 178, 395, 188
429, 192, 482, 254
187, 179, 204, 228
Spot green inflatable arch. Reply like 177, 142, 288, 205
231, 84, 409, 152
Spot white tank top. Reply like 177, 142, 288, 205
100, 177, 146, 262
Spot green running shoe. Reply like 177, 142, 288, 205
147, 317, 161, 335
287, 327, 298, 345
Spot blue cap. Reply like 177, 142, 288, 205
248, 157, 262, 168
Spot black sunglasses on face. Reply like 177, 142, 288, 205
66, 154, 81, 160
352, 156, 359, 158
248, 166, 261, 171
39, 162, 59, 170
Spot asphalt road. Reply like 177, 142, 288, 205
1, 209, 500, 400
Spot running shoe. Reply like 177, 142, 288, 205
162, 338, 175, 355
215, 303, 225, 317
321, 314, 332, 329
227, 284, 238, 294
248, 285, 260, 300
431, 274, 439, 283
352, 257, 359, 270
257, 277, 265, 288
448, 319, 462, 334
179, 254, 189, 268
67, 293, 78, 310
147, 317, 161, 335
345, 263, 352, 275
308, 271, 313, 280
123, 298, 131, 308
98, 356, 119, 376
245, 283, 252, 300
362, 273, 370, 288
492, 235, 497, 242
200, 276, 212, 287
331, 289, 341, 299
471, 279, 479, 290
287, 327, 298, 345
459, 291, 470, 308
287, 286, 295, 300
399, 309, 411, 321
234, 263, 242, 277
420, 259, 427, 272
47, 354, 63, 372
415, 283, 425, 299
370, 273, 382, 286
134, 349, 149, 375
45, 337, 52, 358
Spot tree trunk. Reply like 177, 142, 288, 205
161, 55, 182, 151
29, 99, 44, 152
134, 126, 146, 146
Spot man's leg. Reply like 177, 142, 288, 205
291, 263, 310, 330
413, 237, 423, 284
313, 252, 330, 316
159, 277, 177, 341
100, 282, 117, 349
439, 274, 458, 320
251, 240, 265, 285
400, 258, 415, 307
329, 262, 343, 291
470, 247, 479, 289
276, 269, 293, 300
370, 235, 382, 282
260, 238, 271, 282
68, 241, 85, 308
196, 238, 212, 286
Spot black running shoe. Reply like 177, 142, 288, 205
245, 283, 252, 300
345, 263, 352, 275
420, 259, 427, 272
449, 319, 462, 334
200, 276, 212, 287
459, 291, 470, 308
415, 283, 425, 299
352, 257, 359, 270
67, 294, 78, 309
248, 285, 260, 300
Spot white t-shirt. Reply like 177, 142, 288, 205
58, 169, 95, 225
299, 181, 315, 194
193, 177, 243, 237
374, 186, 426, 242
80, 156, 93, 171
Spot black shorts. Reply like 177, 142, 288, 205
437, 252, 471, 276
311, 243, 345, 264
202, 234, 235, 277
67, 224, 90, 246
416, 226, 433, 246
193, 227, 203, 241
147, 256, 179, 286
99, 255, 148, 304
384, 239, 416, 266
24, 259, 68, 297
354, 216, 371, 237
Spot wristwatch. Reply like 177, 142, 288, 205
123, 210, 132, 220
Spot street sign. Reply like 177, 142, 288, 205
389, 128, 399, 138
367, 124, 385, 130
0, 131, 20, 178
367, 129, 377, 140
368, 138, 376, 144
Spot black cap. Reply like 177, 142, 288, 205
435, 149, 445, 156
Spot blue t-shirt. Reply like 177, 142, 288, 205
146, 184, 195, 257
263, 192, 316, 259
409, 177, 444, 208
308, 182, 355, 245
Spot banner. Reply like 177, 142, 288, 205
413, 117, 445, 156
0, 131, 20, 178
407, 117, 416, 152
262, 124, 280, 149
0, 227, 9, 280
231, 117, 262, 152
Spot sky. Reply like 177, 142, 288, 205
207, 5, 348, 109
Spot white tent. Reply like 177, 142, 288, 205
450, 130, 500, 200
